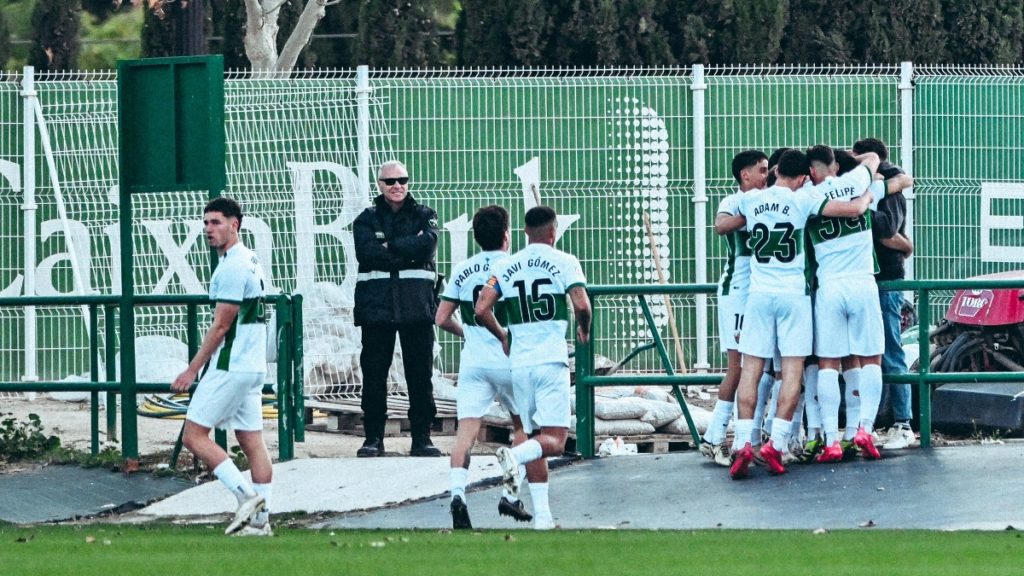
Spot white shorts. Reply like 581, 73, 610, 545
512, 362, 571, 434
739, 292, 813, 358
186, 369, 265, 431
717, 292, 748, 352
457, 365, 517, 419
814, 278, 885, 358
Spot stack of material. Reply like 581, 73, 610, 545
570, 385, 716, 438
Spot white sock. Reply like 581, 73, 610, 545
450, 467, 468, 500
770, 418, 792, 452
752, 372, 773, 445
733, 419, 754, 452
803, 364, 822, 432
843, 368, 862, 440
791, 394, 805, 441
817, 368, 841, 445
765, 379, 782, 433
213, 460, 255, 505
706, 400, 734, 445
529, 482, 551, 520
858, 364, 883, 430
510, 439, 543, 466
252, 482, 271, 527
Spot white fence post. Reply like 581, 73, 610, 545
20, 66, 38, 384
691, 64, 710, 373
900, 61, 915, 283
356, 65, 372, 199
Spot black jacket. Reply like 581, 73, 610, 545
872, 161, 908, 281
352, 193, 439, 325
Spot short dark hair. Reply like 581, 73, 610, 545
806, 144, 835, 167
204, 196, 243, 225
776, 150, 810, 179
472, 205, 509, 251
731, 149, 768, 184
767, 147, 795, 171
853, 137, 889, 161
524, 205, 557, 229
834, 149, 859, 176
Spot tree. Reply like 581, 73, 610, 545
242, 0, 330, 75
943, 1, 1024, 64
726, 0, 787, 63
505, 0, 555, 66
778, 0, 856, 64
614, 0, 676, 66
140, 1, 176, 57
307, 0, 359, 68
848, 0, 946, 63
30, 0, 82, 71
0, 8, 11, 69
355, 0, 440, 67
455, 0, 512, 66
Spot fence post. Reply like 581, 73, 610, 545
291, 293, 305, 443
275, 296, 294, 461
575, 298, 596, 458
899, 61, 916, 284
89, 303, 100, 455
691, 64, 710, 373
104, 305, 117, 440
356, 65, 372, 199
20, 66, 39, 386
918, 287, 931, 448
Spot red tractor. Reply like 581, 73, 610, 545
927, 271, 1024, 434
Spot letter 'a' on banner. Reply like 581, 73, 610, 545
117, 55, 225, 196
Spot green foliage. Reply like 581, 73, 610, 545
943, 0, 1024, 64
455, 0, 511, 66
0, 413, 61, 462
82, 0, 119, 21
212, 0, 248, 70
29, 0, 82, 71
0, 8, 11, 69
140, 2, 174, 58
46, 443, 124, 469
356, 0, 442, 67
79, 6, 142, 69
505, 0, 555, 66
230, 444, 249, 470
308, 2, 360, 68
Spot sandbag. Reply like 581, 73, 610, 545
658, 405, 714, 435
638, 398, 683, 428
594, 396, 649, 420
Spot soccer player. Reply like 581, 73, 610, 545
702, 149, 768, 467
171, 197, 273, 536
853, 138, 918, 450
475, 206, 591, 530
435, 205, 544, 530
804, 145, 885, 462
718, 150, 875, 478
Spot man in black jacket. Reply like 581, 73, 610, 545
352, 160, 441, 457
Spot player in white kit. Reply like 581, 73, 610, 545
475, 206, 591, 530
702, 150, 768, 467
717, 150, 874, 479
435, 205, 543, 529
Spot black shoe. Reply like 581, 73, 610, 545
450, 496, 472, 530
498, 496, 533, 523
356, 437, 384, 458
410, 435, 442, 457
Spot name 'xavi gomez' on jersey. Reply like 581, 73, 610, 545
487, 243, 586, 367
735, 185, 828, 295
440, 250, 510, 369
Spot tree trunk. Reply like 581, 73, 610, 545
244, 0, 327, 77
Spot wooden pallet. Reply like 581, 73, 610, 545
304, 400, 457, 437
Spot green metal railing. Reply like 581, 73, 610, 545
0, 293, 304, 463
574, 279, 1024, 458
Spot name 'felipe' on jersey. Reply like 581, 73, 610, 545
210, 243, 268, 373
440, 250, 510, 369
487, 243, 587, 367
805, 165, 879, 282
736, 185, 828, 295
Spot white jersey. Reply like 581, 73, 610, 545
488, 243, 586, 367
806, 165, 878, 283
440, 250, 510, 369
210, 243, 268, 373
716, 191, 752, 297
736, 185, 828, 295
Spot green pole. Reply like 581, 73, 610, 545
119, 187, 139, 470
575, 293, 595, 458
638, 296, 700, 442
89, 304, 99, 456
292, 294, 305, 443
918, 288, 932, 448
105, 305, 117, 441
276, 297, 293, 461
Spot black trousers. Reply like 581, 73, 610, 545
359, 322, 437, 439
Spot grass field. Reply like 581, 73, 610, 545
1, 524, 1020, 576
